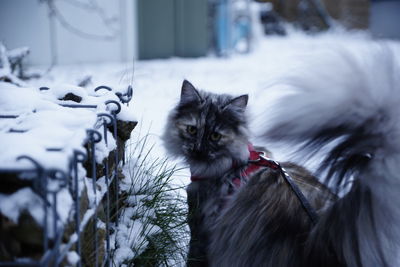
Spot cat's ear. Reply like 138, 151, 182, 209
227, 94, 248, 111
180, 80, 202, 104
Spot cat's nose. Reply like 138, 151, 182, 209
192, 148, 203, 156
192, 143, 201, 152
190, 143, 201, 153
191, 147, 207, 159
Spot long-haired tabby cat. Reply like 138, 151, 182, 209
164, 45, 400, 267
163, 80, 335, 266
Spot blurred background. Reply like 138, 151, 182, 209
0, 0, 399, 66
1, 1, 400, 266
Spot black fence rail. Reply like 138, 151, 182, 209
0, 85, 136, 267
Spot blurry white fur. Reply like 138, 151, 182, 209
209, 42, 400, 267
263, 43, 400, 267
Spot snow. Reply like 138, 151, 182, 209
0, 187, 44, 223
6, 46, 30, 59
0, 183, 74, 238
66, 251, 80, 265
0, 81, 136, 171
0, 71, 137, 244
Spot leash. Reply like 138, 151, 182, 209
247, 151, 319, 225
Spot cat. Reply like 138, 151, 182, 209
208, 45, 400, 267
163, 80, 335, 266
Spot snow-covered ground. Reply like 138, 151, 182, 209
31, 29, 400, 186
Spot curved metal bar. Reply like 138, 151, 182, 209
105, 100, 121, 115
16, 155, 48, 253
97, 113, 114, 126
94, 85, 112, 92
16, 155, 43, 170
115, 85, 133, 104
87, 129, 102, 143
115, 92, 123, 102
16, 155, 46, 197
46, 168, 69, 189
127, 85, 133, 97
74, 150, 87, 163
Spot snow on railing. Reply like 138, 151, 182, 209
0, 82, 136, 267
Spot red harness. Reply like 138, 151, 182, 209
190, 143, 278, 185
232, 143, 279, 187
190, 143, 319, 225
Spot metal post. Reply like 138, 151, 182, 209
52, 192, 58, 264
106, 100, 122, 227
98, 113, 113, 267
87, 129, 102, 267
16, 156, 49, 254
72, 151, 87, 267
47, 168, 68, 266
73, 154, 81, 267
104, 124, 111, 267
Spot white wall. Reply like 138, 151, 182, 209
0, 0, 137, 66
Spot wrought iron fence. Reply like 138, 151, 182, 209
0, 85, 135, 267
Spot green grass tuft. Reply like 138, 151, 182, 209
115, 131, 189, 267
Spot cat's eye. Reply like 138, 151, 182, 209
187, 125, 197, 135
210, 132, 221, 141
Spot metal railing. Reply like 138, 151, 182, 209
0, 85, 134, 267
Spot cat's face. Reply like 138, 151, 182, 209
163, 80, 250, 176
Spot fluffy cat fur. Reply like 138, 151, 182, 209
163, 80, 250, 178
163, 80, 335, 266
163, 80, 251, 266
208, 44, 400, 267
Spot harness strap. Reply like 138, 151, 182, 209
256, 155, 319, 225
190, 144, 319, 225
238, 144, 319, 225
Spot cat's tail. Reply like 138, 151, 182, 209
263, 44, 400, 267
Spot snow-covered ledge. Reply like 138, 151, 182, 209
0, 81, 137, 266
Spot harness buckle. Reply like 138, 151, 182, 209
248, 151, 268, 164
